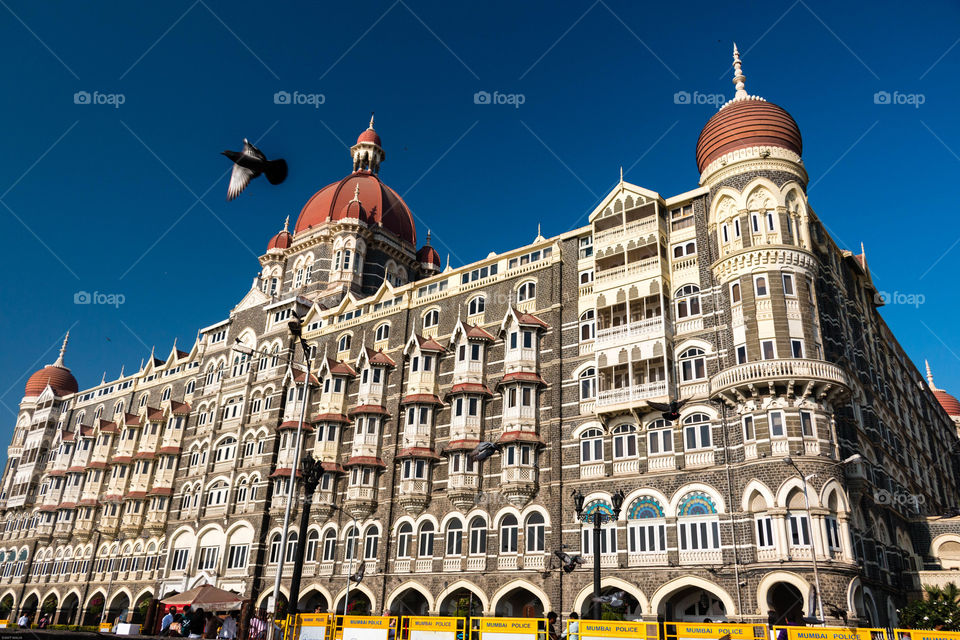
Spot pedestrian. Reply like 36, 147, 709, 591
218, 612, 237, 640
38, 614, 49, 629
181, 607, 194, 638
189, 608, 206, 639
162, 607, 177, 636
17, 613, 28, 629
546, 612, 559, 640
204, 611, 221, 639
560, 613, 578, 640
249, 612, 265, 640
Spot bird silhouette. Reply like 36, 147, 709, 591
647, 399, 689, 422
221, 138, 287, 200
468, 441, 502, 463
349, 563, 365, 583
592, 591, 626, 607
554, 550, 584, 573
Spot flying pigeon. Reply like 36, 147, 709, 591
349, 563, 365, 584
221, 138, 288, 201
647, 399, 689, 422
554, 550, 584, 573
467, 442, 502, 463
592, 591, 626, 607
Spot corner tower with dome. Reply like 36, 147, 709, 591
2, 46, 959, 630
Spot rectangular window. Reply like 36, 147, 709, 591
782, 273, 795, 296
628, 522, 666, 553
825, 516, 841, 550
736, 345, 747, 364
755, 275, 768, 297
648, 429, 673, 455
791, 339, 804, 358
171, 549, 190, 572
769, 411, 785, 438
743, 415, 755, 441
756, 516, 775, 548
761, 340, 776, 360
678, 520, 721, 550
800, 411, 815, 437
198, 546, 219, 571
789, 514, 811, 546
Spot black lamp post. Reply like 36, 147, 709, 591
287, 454, 325, 616
573, 488, 624, 621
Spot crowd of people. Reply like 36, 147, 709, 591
160, 606, 239, 639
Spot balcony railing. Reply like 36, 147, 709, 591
595, 316, 666, 347
710, 358, 848, 396
596, 381, 667, 408
595, 258, 660, 286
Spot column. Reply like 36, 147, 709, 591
838, 515, 855, 563
770, 510, 789, 559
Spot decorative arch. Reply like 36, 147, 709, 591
572, 577, 649, 616
489, 579, 551, 616
776, 477, 820, 509
669, 484, 725, 516
819, 479, 850, 513
332, 583, 376, 614
435, 580, 490, 615
742, 480, 776, 512
385, 582, 436, 614
756, 571, 812, 617
649, 576, 737, 618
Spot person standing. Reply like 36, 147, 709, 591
560, 613, 578, 640
162, 607, 177, 636
546, 612, 560, 640
189, 608, 206, 639
219, 612, 237, 640
17, 613, 29, 629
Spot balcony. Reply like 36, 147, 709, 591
397, 479, 431, 515
443, 557, 462, 572
596, 381, 667, 409
647, 455, 676, 472
523, 554, 545, 570
447, 473, 480, 510
465, 556, 486, 571
595, 258, 660, 287
595, 316, 666, 347
628, 552, 667, 566
344, 486, 377, 519
710, 358, 849, 400
498, 555, 518, 570
678, 549, 722, 565
500, 467, 538, 507
594, 217, 660, 247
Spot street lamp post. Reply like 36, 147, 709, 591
267, 316, 314, 640
572, 488, 624, 621
287, 454, 325, 616
783, 457, 825, 624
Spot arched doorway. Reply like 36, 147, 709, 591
83, 594, 105, 626
132, 592, 153, 624
299, 590, 329, 614
439, 588, 483, 618
107, 592, 131, 624
60, 593, 80, 625
21, 593, 38, 619
660, 586, 727, 622
40, 594, 58, 622
336, 591, 371, 616
494, 587, 544, 618
389, 588, 430, 617
766, 583, 804, 625
579, 587, 643, 621
0, 595, 14, 622
274, 595, 289, 620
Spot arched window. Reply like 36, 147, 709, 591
113, 401, 124, 417
161, 387, 171, 402
418, 523, 435, 557
235, 478, 248, 504
500, 515, 518, 553
305, 530, 320, 562
337, 335, 351, 353
322, 530, 337, 561
375, 323, 390, 342
207, 481, 229, 506
364, 526, 380, 560
677, 491, 720, 551
627, 496, 666, 553
469, 517, 487, 555
138, 394, 148, 409
580, 428, 603, 463
679, 348, 706, 382
185, 380, 196, 395
612, 424, 638, 459
468, 296, 485, 316
215, 437, 237, 463
580, 501, 617, 555
682, 413, 712, 450
345, 526, 359, 560
423, 309, 439, 329
579, 368, 596, 401
579, 310, 595, 342
675, 285, 701, 318
446, 520, 463, 556
397, 523, 412, 558
269, 533, 281, 564
517, 281, 536, 302
525, 513, 545, 553
673, 241, 696, 258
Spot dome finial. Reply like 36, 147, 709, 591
426, 229, 432, 246
369, 112, 375, 130
351, 183, 361, 202
732, 42, 748, 100
283, 215, 289, 232
54, 331, 70, 367
926, 360, 937, 389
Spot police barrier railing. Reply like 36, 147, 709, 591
773, 626, 890, 640
664, 621, 765, 640
569, 618, 660, 640
893, 631, 960, 640
475, 616, 547, 640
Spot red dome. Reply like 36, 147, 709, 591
25, 365, 77, 398
417, 244, 441, 267
357, 128, 381, 146
935, 389, 960, 417
696, 98, 802, 173
295, 172, 416, 246
267, 229, 293, 250
339, 198, 367, 222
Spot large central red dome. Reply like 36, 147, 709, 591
696, 98, 802, 173
294, 171, 416, 246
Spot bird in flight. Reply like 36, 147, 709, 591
221, 138, 288, 200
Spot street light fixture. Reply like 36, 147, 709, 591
287, 454, 325, 616
782, 457, 825, 624
572, 488, 624, 620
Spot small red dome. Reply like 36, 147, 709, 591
696, 98, 802, 173
417, 244, 441, 267
267, 229, 293, 251
357, 128, 381, 146
25, 365, 78, 398
295, 172, 416, 246
338, 197, 367, 223
935, 389, 960, 417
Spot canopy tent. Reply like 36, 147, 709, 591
161, 585, 243, 611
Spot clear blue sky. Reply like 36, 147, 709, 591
2, 1, 959, 450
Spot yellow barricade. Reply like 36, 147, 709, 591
665, 622, 767, 640
773, 627, 889, 640
288, 613, 334, 640
405, 616, 466, 640
337, 615, 399, 640
894, 631, 960, 640
476, 616, 545, 640
575, 619, 660, 640
100, 622, 113, 632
